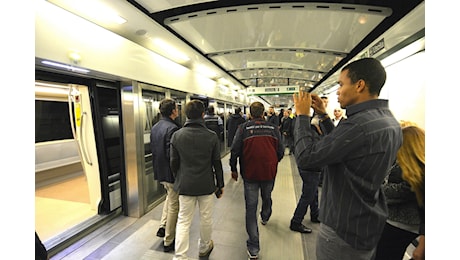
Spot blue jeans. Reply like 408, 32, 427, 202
244, 180, 275, 256
291, 168, 320, 224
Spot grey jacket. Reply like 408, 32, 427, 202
170, 118, 224, 196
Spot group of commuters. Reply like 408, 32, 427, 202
146, 57, 425, 260
150, 99, 224, 260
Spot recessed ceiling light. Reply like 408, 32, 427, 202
42, 60, 90, 73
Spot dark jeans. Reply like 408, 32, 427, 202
244, 180, 275, 256
283, 135, 294, 154
291, 168, 320, 224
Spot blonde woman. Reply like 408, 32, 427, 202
375, 125, 425, 260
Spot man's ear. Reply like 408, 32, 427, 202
355, 79, 366, 93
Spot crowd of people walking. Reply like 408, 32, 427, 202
147, 57, 424, 260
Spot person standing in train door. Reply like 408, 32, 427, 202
375, 125, 425, 260
229, 101, 284, 260
170, 99, 224, 260
292, 57, 402, 260
150, 98, 181, 252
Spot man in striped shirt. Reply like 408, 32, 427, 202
292, 58, 402, 260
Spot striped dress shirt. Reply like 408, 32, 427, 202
294, 99, 402, 250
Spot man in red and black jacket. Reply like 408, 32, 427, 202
229, 101, 284, 260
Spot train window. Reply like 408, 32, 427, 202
35, 100, 73, 143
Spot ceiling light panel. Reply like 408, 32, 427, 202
48, 0, 127, 26
210, 51, 340, 72
165, 3, 391, 54
232, 69, 321, 82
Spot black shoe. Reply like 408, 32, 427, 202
311, 217, 320, 223
260, 213, 269, 225
163, 240, 175, 252
290, 222, 312, 233
156, 227, 165, 237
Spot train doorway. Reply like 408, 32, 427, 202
35, 75, 125, 255
35, 82, 101, 243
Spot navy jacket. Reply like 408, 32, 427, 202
226, 113, 246, 147
150, 117, 180, 183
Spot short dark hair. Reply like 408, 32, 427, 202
159, 99, 176, 117
342, 58, 386, 96
207, 105, 215, 115
186, 100, 205, 119
235, 107, 241, 114
250, 102, 265, 118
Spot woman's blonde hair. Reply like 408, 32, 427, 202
399, 120, 418, 128
397, 126, 425, 206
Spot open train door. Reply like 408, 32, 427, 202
68, 84, 102, 211
35, 76, 125, 252
35, 80, 106, 246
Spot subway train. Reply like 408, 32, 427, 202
31, 0, 428, 259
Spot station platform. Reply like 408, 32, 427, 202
50, 151, 414, 260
